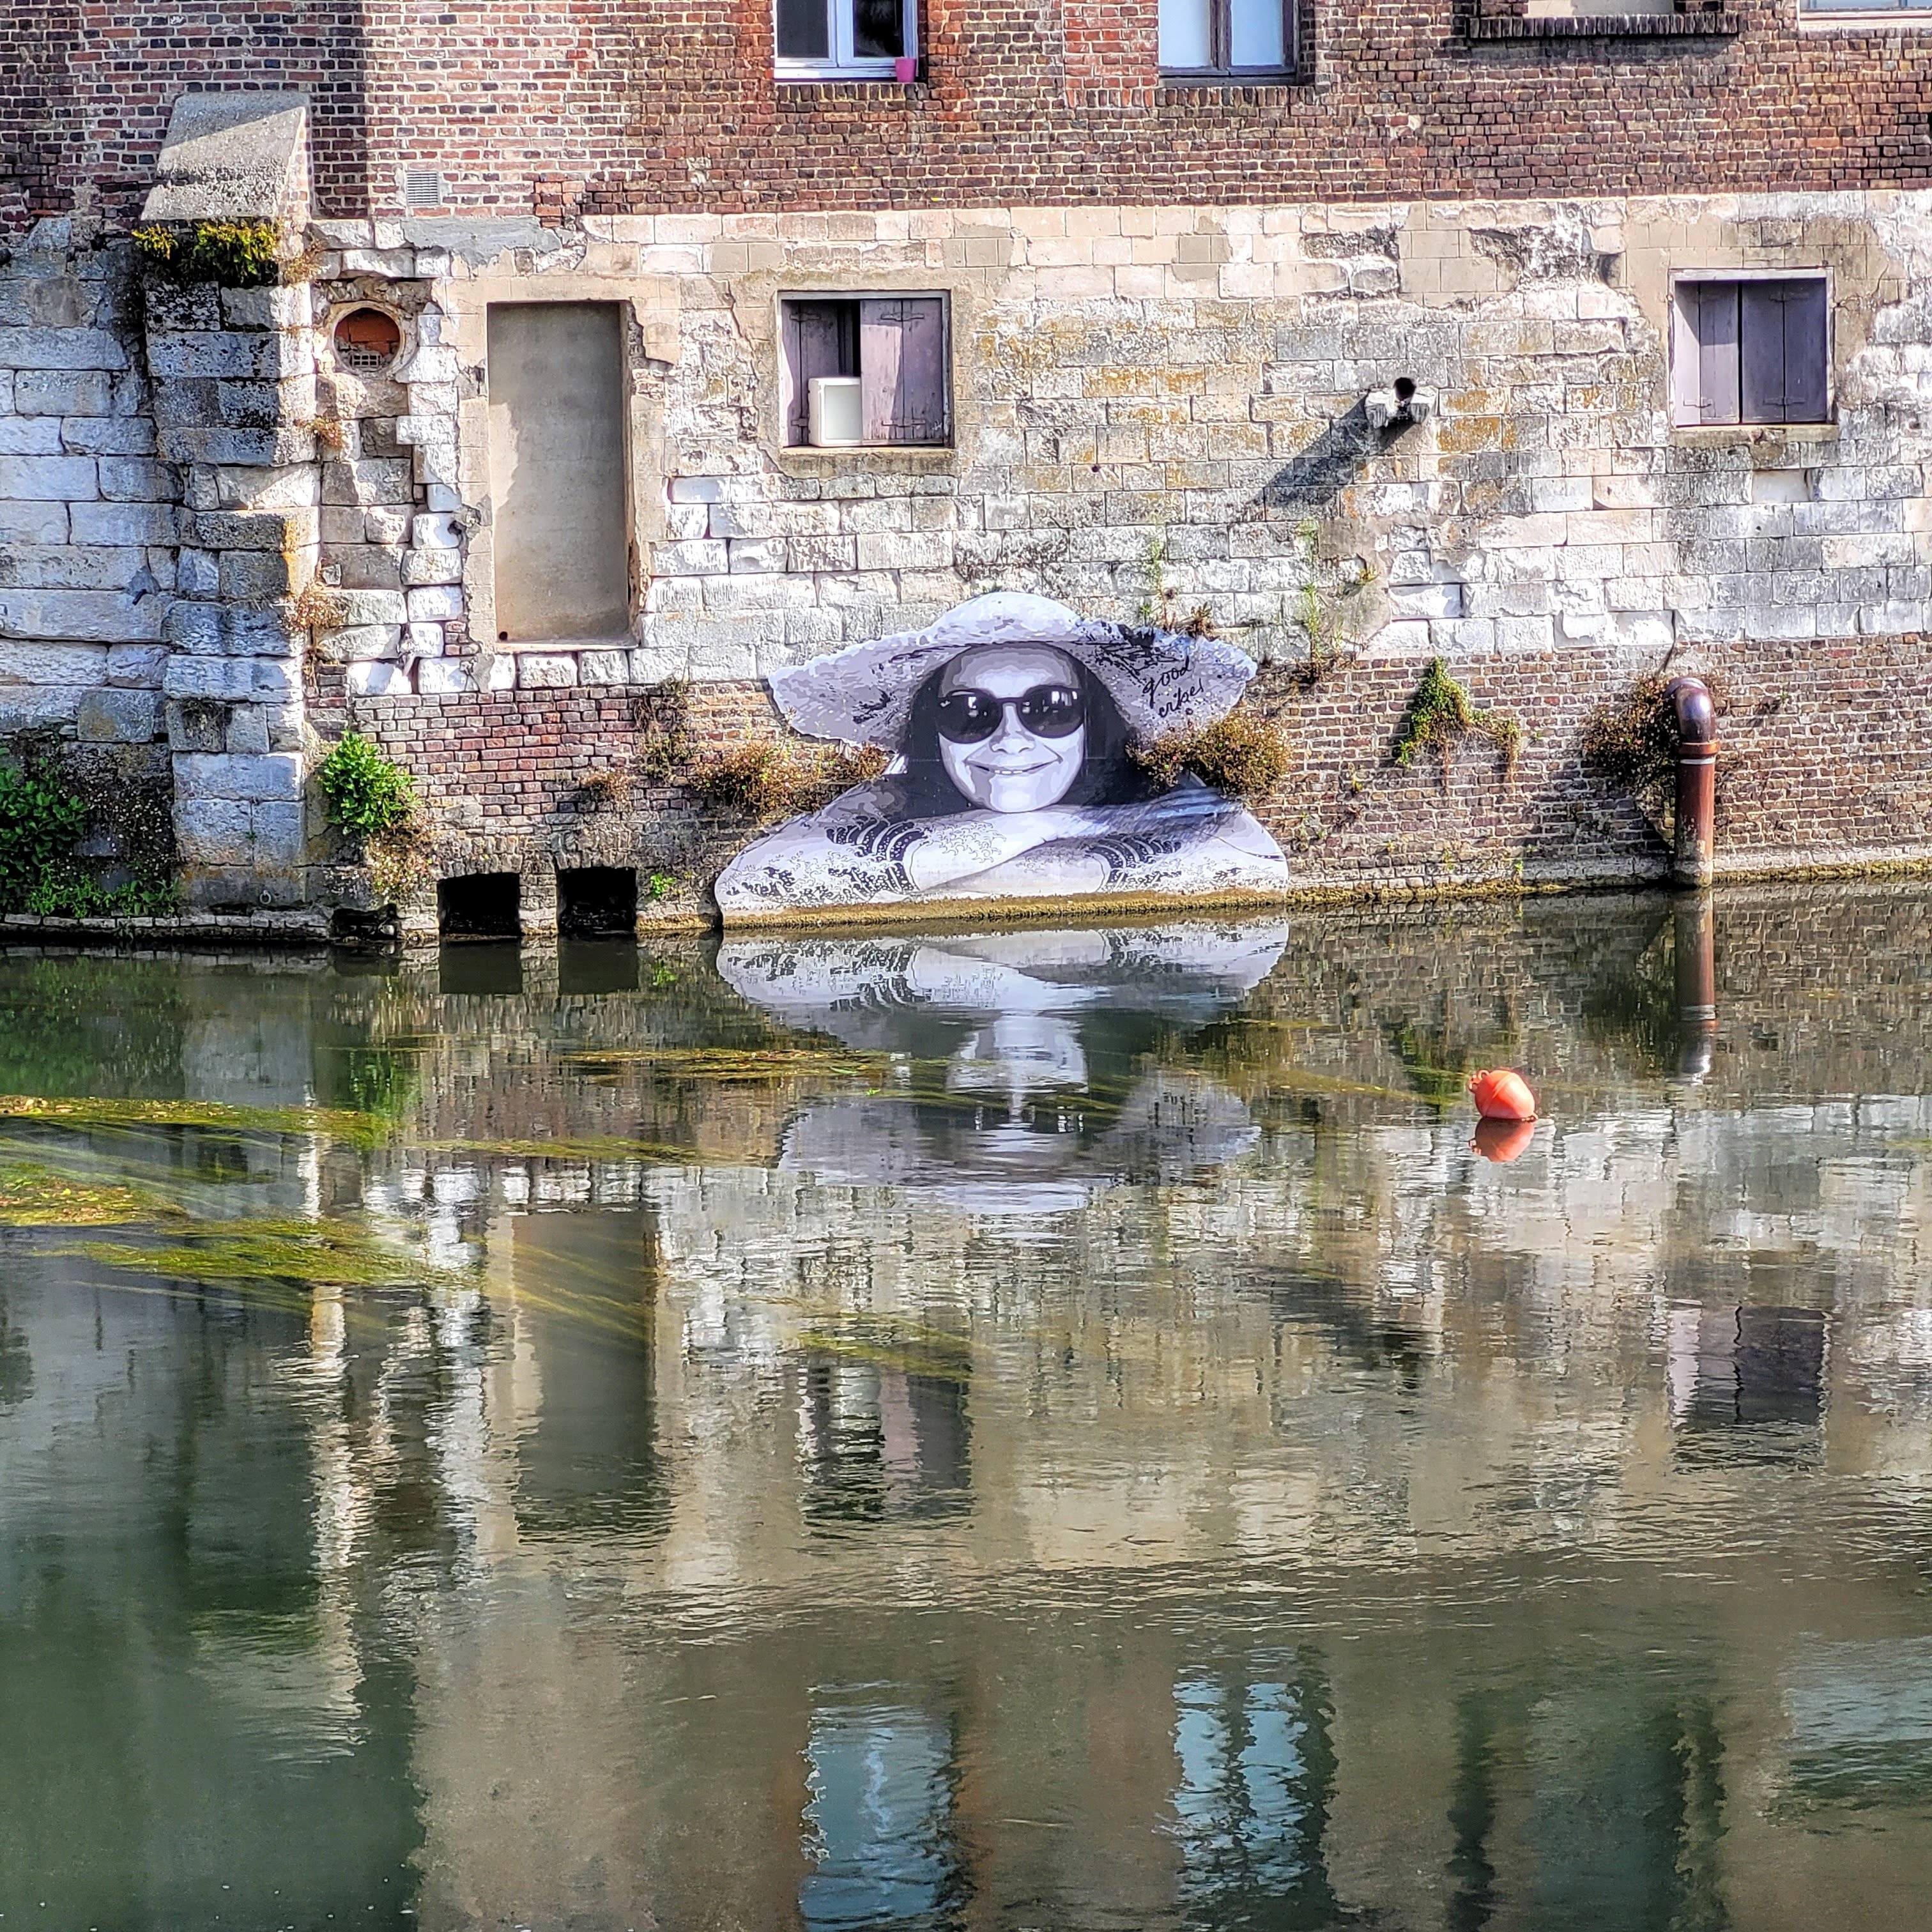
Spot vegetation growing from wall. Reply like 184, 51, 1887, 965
691, 739, 889, 822
132, 218, 288, 288
1289, 519, 1375, 684
1133, 709, 1294, 799
1580, 675, 1681, 812
319, 733, 429, 902
318, 732, 415, 837
635, 678, 696, 783
0, 744, 176, 919
1393, 659, 1522, 778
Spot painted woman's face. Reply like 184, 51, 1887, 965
936, 644, 1088, 813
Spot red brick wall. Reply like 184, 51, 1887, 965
17, 0, 1932, 226
332, 632, 1932, 910
2, 0, 366, 224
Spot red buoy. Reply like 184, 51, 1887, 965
1469, 1068, 1537, 1123
1472, 1116, 1537, 1163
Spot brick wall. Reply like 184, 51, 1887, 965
11, 0, 1932, 227
332, 622, 1929, 931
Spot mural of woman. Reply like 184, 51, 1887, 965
714, 593, 1290, 921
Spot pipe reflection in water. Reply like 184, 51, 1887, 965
1673, 891, 1719, 1082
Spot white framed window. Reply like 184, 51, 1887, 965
779, 296, 950, 449
1800, 0, 1932, 19
776, 0, 916, 77
1159, 0, 1292, 74
1670, 275, 1830, 427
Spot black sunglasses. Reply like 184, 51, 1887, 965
935, 684, 1086, 745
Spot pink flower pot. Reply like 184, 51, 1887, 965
894, 56, 919, 82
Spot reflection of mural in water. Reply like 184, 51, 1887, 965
715, 594, 1289, 922
716, 919, 1288, 1214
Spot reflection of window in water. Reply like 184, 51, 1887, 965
1446, 1682, 1724, 1932
1667, 1304, 1827, 1464
1170, 1664, 1342, 1928
1783, 1637, 1932, 1809
800, 1358, 970, 1529
510, 1213, 666, 1540
800, 1696, 964, 1931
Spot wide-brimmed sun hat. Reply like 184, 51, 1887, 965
767, 593, 1257, 747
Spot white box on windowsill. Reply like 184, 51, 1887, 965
808, 376, 863, 448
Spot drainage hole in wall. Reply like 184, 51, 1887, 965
438, 871, 521, 939
558, 866, 638, 939
334, 307, 404, 378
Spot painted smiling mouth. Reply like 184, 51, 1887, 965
969, 756, 1057, 776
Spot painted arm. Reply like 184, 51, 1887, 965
714, 788, 1110, 912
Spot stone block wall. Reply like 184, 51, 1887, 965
306, 192, 1932, 696
6, 187, 1932, 926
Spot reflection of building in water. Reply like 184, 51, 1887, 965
800, 1358, 970, 1529
20, 893, 1932, 1926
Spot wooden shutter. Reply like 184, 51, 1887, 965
859, 298, 947, 445
1669, 284, 1700, 425
1695, 282, 1740, 426
784, 301, 857, 445
1740, 279, 1827, 424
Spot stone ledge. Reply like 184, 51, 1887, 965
1468, 12, 1740, 34
0, 908, 329, 947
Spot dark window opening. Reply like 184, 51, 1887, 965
557, 866, 638, 939
333, 307, 402, 377
438, 871, 521, 939
1672, 278, 1829, 427
1159, 0, 1291, 73
781, 296, 949, 449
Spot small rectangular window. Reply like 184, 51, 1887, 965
1671, 277, 1828, 427
781, 296, 949, 448
1160, 0, 1292, 73
776, 0, 914, 73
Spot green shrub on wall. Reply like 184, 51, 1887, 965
133, 219, 286, 288
318, 732, 416, 838
1393, 659, 1522, 779
0, 762, 86, 910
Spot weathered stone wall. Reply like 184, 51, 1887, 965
289, 188, 1932, 928
308, 192, 1932, 693
7, 187, 1932, 926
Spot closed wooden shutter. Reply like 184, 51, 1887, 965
1695, 282, 1741, 425
859, 298, 947, 445
1742, 279, 1827, 424
784, 301, 857, 445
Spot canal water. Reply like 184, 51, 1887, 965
3, 884, 1932, 1931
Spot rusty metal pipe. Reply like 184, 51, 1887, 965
1667, 677, 1717, 889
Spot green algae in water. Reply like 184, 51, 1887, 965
0, 1161, 158, 1227
54, 1218, 466, 1293
555, 1044, 896, 1083
799, 1314, 974, 1384
0, 1092, 397, 1148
